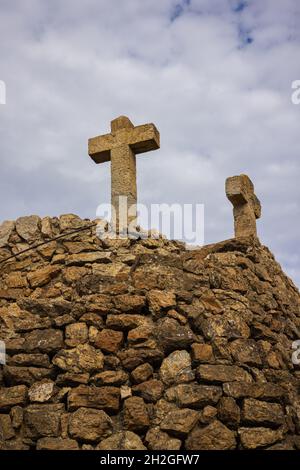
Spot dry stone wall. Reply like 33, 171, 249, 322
0, 214, 300, 450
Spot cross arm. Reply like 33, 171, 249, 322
88, 133, 115, 164
128, 123, 160, 154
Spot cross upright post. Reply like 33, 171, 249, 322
88, 116, 160, 234
226, 174, 261, 238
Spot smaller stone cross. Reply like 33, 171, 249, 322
226, 174, 261, 238
89, 116, 160, 234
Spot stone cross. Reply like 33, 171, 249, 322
225, 174, 261, 238
88, 116, 160, 233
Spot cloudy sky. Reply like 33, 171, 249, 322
0, 0, 300, 286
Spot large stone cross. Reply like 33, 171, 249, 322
89, 116, 160, 233
226, 174, 261, 238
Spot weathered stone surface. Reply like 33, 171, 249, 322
1, 213, 300, 451
16, 215, 40, 242
0, 386, 27, 410
24, 329, 64, 353
65, 322, 88, 347
28, 380, 55, 403
239, 427, 283, 449
242, 399, 284, 427
92, 370, 128, 386
0, 414, 15, 440
165, 384, 222, 408
131, 363, 153, 384
94, 328, 123, 353
68, 385, 120, 412
191, 343, 214, 364
160, 408, 199, 437
123, 396, 150, 432
0, 220, 15, 247
155, 318, 194, 353
0, 304, 52, 333
68, 407, 113, 442
147, 289, 176, 313
97, 431, 146, 450
24, 404, 65, 438
197, 365, 252, 384
229, 339, 262, 366
36, 437, 79, 450
10, 406, 23, 428
27, 266, 61, 288
185, 420, 236, 450
133, 379, 164, 403
114, 294, 146, 313
200, 312, 250, 340
160, 350, 194, 386
66, 252, 112, 266
217, 397, 240, 427
53, 344, 104, 373
9, 354, 50, 368
3, 366, 54, 386
223, 381, 284, 400
119, 348, 164, 371
106, 314, 151, 331
146, 427, 182, 450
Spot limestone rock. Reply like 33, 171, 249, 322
24, 329, 63, 353
223, 381, 284, 400
239, 427, 283, 449
185, 420, 236, 450
123, 396, 150, 432
68, 407, 113, 442
66, 252, 112, 266
242, 399, 285, 427
0, 385, 27, 410
96, 431, 146, 450
155, 318, 194, 353
119, 348, 164, 371
10, 406, 23, 428
15, 216, 40, 242
217, 397, 240, 427
160, 408, 199, 437
0, 414, 15, 440
36, 437, 79, 450
4, 366, 54, 386
28, 380, 55, 403
191, 343, 214, 364
160, 350, 194, 386
53, 344, 104, 373
165, 383, 222, 408
131, 363, 153, 384
132, 379, 164, 403
94, 328, 123, 353
67, 385, 120, 412
146, 427, 181, 450
27, 266, 61, 288
92, 370, 128, 386
24, 404, 65, 438
197, 364, 252, 383
147, 289, 176, 313
113, 294, 146, 313
0, 220, 15, 247
65, 322, 88, 347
